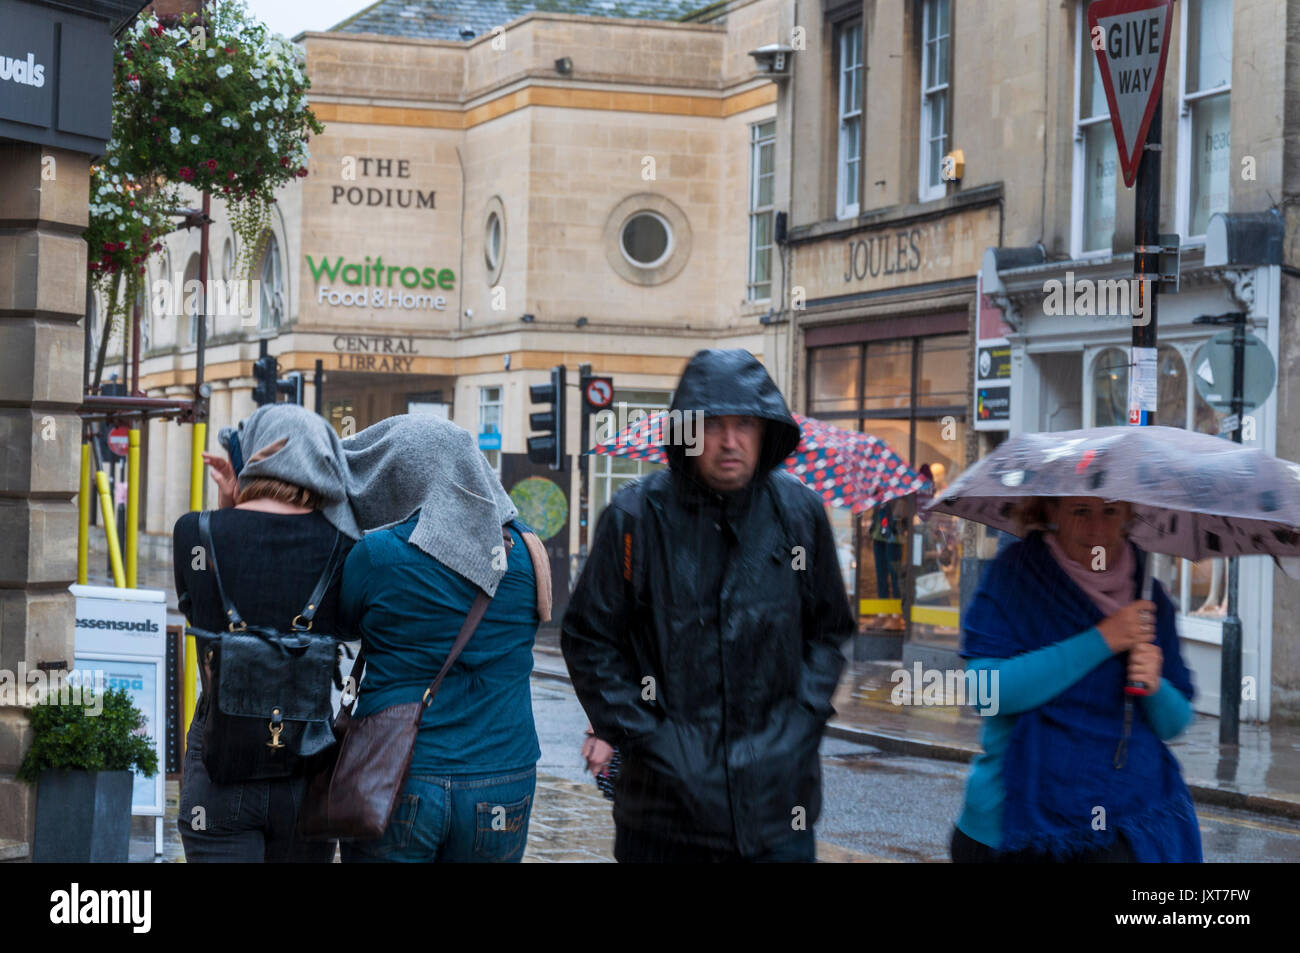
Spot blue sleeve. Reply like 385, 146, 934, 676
1140, 678, 1193, 739
966, 628, 1112, 715
338, 539, 372, 636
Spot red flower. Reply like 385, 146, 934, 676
151, 25, 164, 37
153, 243, 163, 252
228, 170, 235, 180
225, 47, 235, 55
141, 42, 150, 50
280, 156, 290, 167
296, 167, 308, 178
178, 167, 194, 181
205, 159, 217, 171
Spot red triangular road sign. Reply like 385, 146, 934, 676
1088, 0, 1173, 187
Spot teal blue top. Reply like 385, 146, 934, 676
338, 516, 541, 776
956, 627, 1194, 849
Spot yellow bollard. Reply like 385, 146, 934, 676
126, 428, 140, 588
182, 420, 207, 751
77, 442, 90, 586
94, 470, 126, 588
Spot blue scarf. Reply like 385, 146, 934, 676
962, 532, 1202, 862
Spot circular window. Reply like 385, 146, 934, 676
485, 212, 502, 272
483, 196, 507, 286
603, 193, 692, 286
620, 212, 672, 268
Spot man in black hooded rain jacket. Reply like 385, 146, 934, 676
561, 348, 855, 862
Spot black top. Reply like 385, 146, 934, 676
173, 508, 354, 636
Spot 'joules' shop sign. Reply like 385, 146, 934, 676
308, 254, 454, 312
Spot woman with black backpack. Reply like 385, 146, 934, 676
174, 404, 356, 862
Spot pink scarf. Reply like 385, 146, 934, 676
1043, 532, 1136, 616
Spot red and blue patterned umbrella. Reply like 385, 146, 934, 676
589, 412, 930, 513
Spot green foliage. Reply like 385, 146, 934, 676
17, 688, 158, 783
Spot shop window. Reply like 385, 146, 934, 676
590, 390, 669, 532
748, 120, 776, 301
807, 333, 969, 647
1073, 4, 1117, 255
836, 18, 863, 219
919, 0, 951, 202
478, 385, 503, 474
259, 232, 284, 331
808, 345, 860, 415
1089, 344, 1222, 616
1179, 0, 1232, 238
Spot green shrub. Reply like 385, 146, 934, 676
18, 687, 158, 783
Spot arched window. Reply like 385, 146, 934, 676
259, 233, 284, 331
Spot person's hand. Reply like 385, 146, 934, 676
1096, 599, 1157, 654
582, 734, 614, 775
202, 452, 238, 509
1127, 642, 1162, 693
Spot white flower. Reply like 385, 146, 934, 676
109, 156, 119, 167
203, 102, 213, 114
207, 47, 216, 58
190, 134, 200, 145
216, 64, 233, 79
258, 79, 268, 89
268, 137, 278, 151
221, 116, 231, 128
252, 121, 261, 131
231, 119, 239, 130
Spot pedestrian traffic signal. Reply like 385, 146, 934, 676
527, 365, 566, 470
252, 354, 279, 406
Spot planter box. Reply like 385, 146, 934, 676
31, 769, 133, 863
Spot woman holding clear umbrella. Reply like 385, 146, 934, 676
950, 494, 1202, 863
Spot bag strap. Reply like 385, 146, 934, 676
343, 527, 511, 720
292, 531, 347, 631
198, 510, 245, 632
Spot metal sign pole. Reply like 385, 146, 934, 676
1221, 317, 1247, 745
1131, 97, 1161, 425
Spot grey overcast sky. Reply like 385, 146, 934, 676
244, 0, 372, 40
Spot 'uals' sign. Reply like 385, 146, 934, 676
0, 51, 46, 87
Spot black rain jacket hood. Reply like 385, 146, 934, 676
665, 349, 801, 478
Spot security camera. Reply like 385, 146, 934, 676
748, 43, 794, 75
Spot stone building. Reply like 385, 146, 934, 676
106, 0, 792, 615
774, 0, 1300, 722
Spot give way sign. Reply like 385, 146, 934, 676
1088, 0, 1173, 187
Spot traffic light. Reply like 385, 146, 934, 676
277, 371, 304, 405
252, 354, 279, 406
527, 365, 566, 470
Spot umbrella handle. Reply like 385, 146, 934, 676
1125, 557, 1157, 696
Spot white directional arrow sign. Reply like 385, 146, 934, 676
1088, 0, 1173, 187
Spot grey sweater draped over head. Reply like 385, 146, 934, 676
232, 406, 519, 596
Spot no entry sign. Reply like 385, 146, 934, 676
107, 426, 129, 457
1088, 0, 1173, 187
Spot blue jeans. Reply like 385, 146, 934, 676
341, 766, 536, 864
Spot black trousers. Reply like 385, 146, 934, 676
615, 825, 816, 863
950, 825, 1135, 863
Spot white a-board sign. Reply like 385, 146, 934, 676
69, 584, 168, 818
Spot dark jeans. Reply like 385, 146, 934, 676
178, 699, 335, 863
873, 539, 902, 599
341, 766, 536, 864
615, 825, 817, 863
949, 825, 1136, 863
